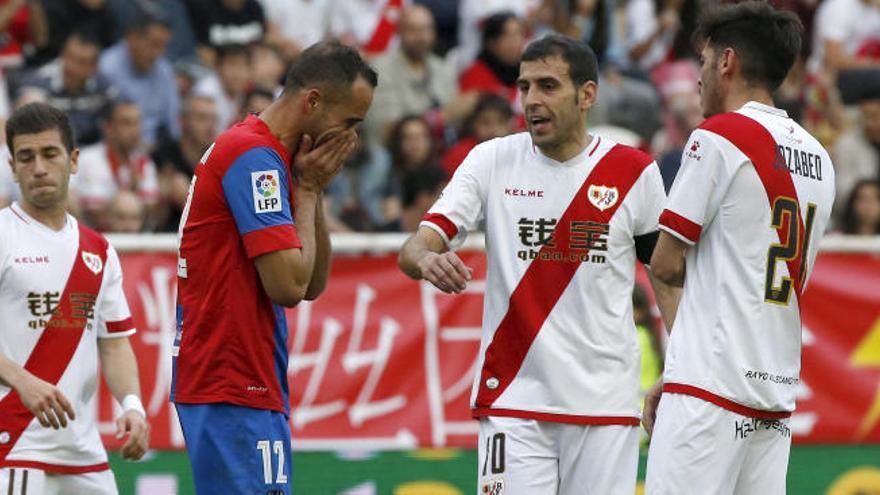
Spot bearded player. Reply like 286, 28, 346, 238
645, 3, 835, 493
400, 35, 680, 494
0, 103, 148, 494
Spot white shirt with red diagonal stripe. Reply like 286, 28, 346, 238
0, 203, 135, 471
659, 102, 835, 414
421, 132, 666, 423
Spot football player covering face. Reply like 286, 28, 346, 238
517, 54, 598, 163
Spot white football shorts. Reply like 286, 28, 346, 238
477, 416, 639, 495
645, 392, 792, 494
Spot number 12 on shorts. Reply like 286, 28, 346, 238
256, 440, 288, 484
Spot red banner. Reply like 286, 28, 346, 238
97, 251, 880, 449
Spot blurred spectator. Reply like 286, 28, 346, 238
366, 5, 465, 142
808, 0, 880, 103
383, 115, 438, 225
386, 164, 447, 232
258, 0, 330, 60
832, 98, 880, 218
459, 12, 526, 112
415, 0, 459, 56
193, 43, 251, 133
324, 131, 392, 232
35, 0, 118, 66
330, 0, 406, 58
153, 94, 218, 231
105, 189, 145, 233
18, 31, 118, 146
185, 0, 265, 64
250, 42, 284, 92
549, 0, 624, 67
0, 0, 47, 69
625, 0, 698, 77
174, 56, 212, 97
840, 179, 880, 236
73, 99, 159, 230
234, 85, 273, 123
99, 11, 180, 147
442, 93, 513, 177
109, 0, 198, 62
653, 92, 702, 191
457, 0, 538, 69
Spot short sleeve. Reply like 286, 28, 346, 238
658, 130, 725, 245
221, 146, 301, 258
420, 142, 491, 249
633, 162, 667, 236
97, 245, 135, 339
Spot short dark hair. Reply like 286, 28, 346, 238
126, 9, 172, 35
65, 30, 101, 50
216, 43, 251, 64
521, 34, 599, 87
100, 97, 139, 123
694, 1, 802, 92
463, 93, 512, 137
481, 12, 520, 48
6, 102, 76, 154
402, 166, 447, 208
282, 41, 378, 99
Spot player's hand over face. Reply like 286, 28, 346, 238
293, 131, 358, 192
116, 409, 150, 460
642, 379, 663, 436
418, 251, 474, 294
13, 370, 75, 429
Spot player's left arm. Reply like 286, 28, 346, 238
96, 245, 149, 460
97, 337, 149, 460
650, 231, 689, 288
304, 192, 331, 300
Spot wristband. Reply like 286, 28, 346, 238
121, 394, 146, 418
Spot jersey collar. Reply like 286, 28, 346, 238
742, 101, 788, 118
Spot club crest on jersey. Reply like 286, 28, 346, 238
587, 185, 619, 211
482, 478, 504, 495
81, 252, 103, 275
251, 170, 283, 214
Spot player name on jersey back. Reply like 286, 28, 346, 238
660, 102, 835, 417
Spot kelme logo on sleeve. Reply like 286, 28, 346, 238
252, 170, 282, 213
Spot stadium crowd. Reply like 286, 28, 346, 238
0, 0, 877, 236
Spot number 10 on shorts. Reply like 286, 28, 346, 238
256, 440, 288, 484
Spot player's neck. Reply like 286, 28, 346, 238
539, 132, 592, 163
18, 200, 68, 231
724, 84, 775, 114
259, 98, 302, 155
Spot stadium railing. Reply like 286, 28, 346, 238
107, 233, 880, 254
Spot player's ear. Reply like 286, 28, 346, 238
68, 148, 79, 175
579, 80, 598, 112
719, 47, 736, 78
304, 89, 321, 114
9, 155, 17, 182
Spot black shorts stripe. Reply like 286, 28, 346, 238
7, 469, 14, 495
20, 470, 26, 495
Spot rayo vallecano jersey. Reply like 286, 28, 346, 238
0, 203, 135, 473
659, 102, 835, 417
422, 133, 665, 424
